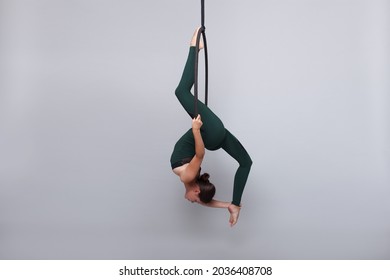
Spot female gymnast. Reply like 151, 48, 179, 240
170, 28, 252, 226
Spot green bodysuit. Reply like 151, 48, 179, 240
170, 47, 252, 206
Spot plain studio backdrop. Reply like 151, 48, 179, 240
0, 0, 389, 259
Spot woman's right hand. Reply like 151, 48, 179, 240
192, 114, 203, 130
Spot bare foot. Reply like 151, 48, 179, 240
190, 27, 204, 50
228, 204, 241, 227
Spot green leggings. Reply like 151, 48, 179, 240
175, 47, 252, 206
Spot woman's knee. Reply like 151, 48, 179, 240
175, 87, 182, 98
241, 155, 253, 168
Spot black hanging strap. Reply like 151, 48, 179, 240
194, 0, 208, 117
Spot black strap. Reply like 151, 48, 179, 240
194, 0, 208, 117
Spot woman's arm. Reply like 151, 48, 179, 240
192, 115, 205, 159
180, 115, 204, 183
197, 199, 230, 208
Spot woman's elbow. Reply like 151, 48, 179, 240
196, 152, 205, 160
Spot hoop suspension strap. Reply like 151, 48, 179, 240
194, 0, 208, 117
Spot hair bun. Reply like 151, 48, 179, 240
199, 173, 210, 182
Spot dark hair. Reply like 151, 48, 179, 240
197, 173, 215, 203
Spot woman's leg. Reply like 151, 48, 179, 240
174, 46, 199, 119
221, 130, 253, 206
175, 43, 225, 149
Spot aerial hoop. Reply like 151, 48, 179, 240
194, 0, 209, 117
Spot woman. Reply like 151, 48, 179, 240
170, 28, 252, 226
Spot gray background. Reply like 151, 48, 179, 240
0, 0, 389, 259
